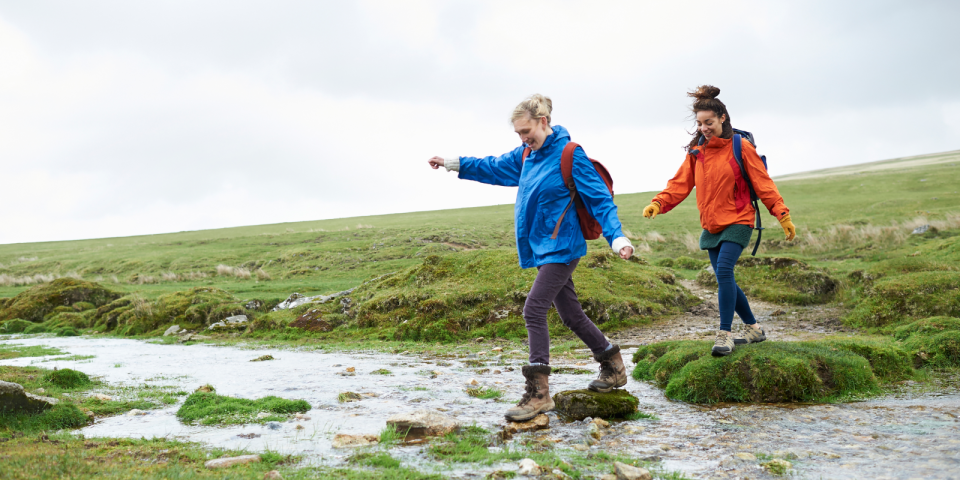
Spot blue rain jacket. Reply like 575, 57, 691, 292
458, 125, 625, 269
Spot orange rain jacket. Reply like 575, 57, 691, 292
652, 136, 789, 234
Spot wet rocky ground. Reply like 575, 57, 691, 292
1, 333, 958, 479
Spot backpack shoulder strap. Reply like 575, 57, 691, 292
732, 134, 743, 166
560, 142, 578, 189
521, 147, 531, 164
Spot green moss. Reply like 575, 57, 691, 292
175, 391, 311, 425
0, 403, 89, 434
351, 249, 696, 343
0, 278, 121, 323
674, 256, 708, 270
0, 318, 32, 334
23, 324, 48, 334
55, 327, 81, 337
42, 369, 92, 389
72, 301, 96, 312
696, 257, 839, 305
845, 272, 960, 328
552, 389, 639, 420
892, 317, 960, 369
631, 340, 900, 403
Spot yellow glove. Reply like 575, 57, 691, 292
643, 202, 661, 219
779, 214, 796, 241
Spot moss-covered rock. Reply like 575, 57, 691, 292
631, 339, 903, 403
0, 279, 121, 323
42, 369, 91, 389
23, 324, 48, 334
71, 302, 96, 312
674, 256, 708, 270
892, 317, 960, 369
94, 288, 246, 335
351, 248, 697, 343
552, 389, 638, 420
696, 257, 839, 305
0, 319, 32, 334
845, 272, 960, 328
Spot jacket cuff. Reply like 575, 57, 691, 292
611, 236, 633, 255
444, 157, 460, 172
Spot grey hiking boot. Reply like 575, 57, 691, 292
588, 344, 628, 393
711, 331, 735, 357
740, 325, 767, 344
504, 365, 554, 422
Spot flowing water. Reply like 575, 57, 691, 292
2, 336, 958, 479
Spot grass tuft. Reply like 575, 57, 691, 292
175, 391, 310, 425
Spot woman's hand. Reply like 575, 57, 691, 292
619, 246, 634, 260
642, 202, 660, 219
427, 156, 445, 169
779, 214, 796, 241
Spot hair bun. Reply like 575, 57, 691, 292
688, 85, 721, 100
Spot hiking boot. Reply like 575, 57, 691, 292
740, 325, 767, 344
588, 344, 628, 393
504, 365, 554, 422
711, 331, 735, 357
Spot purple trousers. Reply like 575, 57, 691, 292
523, 258, 610, 364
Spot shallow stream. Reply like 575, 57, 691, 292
2, 336, 958, 479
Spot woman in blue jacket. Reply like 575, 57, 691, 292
428, 94, 634, 421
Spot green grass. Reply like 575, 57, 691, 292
465, 386, 503, 399
175, 391, 311, 425
0, 343, 65, 360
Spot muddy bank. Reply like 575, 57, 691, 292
1, 335, 958, 479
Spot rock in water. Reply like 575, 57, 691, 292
0, 380, 58, 414
386, 410, 461, 441
518, 458, 541, 476
250, 355, 274, 362
331, 434, 380, 448
552, 389, 638, 421
204, 455, 261, 469
501, 413, 549, 439
614, 461, 652, 480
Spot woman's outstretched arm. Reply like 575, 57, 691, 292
428, 146, 525, 187
650, 154, 697, 215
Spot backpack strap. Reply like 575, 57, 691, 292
549, 142, 580, 240
522, 147, 530, 163
733, 134, 764, 256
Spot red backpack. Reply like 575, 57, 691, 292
522, 142, 614, 240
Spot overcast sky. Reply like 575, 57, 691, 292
2, 0, 958, 244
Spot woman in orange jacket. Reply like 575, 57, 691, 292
643, 85, 796, 356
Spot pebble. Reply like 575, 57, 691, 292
492, 347, 503, 352
518, 458, 540, 476
263, 471, 283, 480
735, 452, 757, 461
346, 367, 355, 373
127, 409, 146, 416
266, 422, 281, 430
467, 378, 479, 386
93, 394, 112, 401
613, 461, 652, 480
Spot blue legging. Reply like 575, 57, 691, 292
707, 241, 757, 332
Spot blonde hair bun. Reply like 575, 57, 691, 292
510, 94, 553, 125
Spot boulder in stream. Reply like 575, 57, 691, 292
386, 409, 460, 441
552, 389, 638, 421
331, 433, 380, 448
0, 380, 59, 414
501, 413, 549, 439
613, 461, 652, 480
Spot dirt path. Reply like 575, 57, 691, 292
609, 280, 853, 346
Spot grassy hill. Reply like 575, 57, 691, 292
1, 149, 957, 302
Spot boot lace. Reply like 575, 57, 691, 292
715, 331, 730, 346
596, 361, 615, 382
516, 376, 542, 407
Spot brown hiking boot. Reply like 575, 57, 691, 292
588, 345, 628, 393
504, 365, 554, 422
712, 331, 735, 357
740, 325, 767, 344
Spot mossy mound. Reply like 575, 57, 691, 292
0, 278, 121, 323
892, 317, 960, 369
845, 272, 960, 328
42, 369, 92, 389
94, 288, 245, 335
176, 391, 311, 425
630, 339, 910, 403
350, 248, 697, 343
0, 403, 90, 433
552, 389, 639, 420
696, 257, 839, 305
23, 324, 48, 334
0, 319, 32, 334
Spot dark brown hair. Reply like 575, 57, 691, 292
686, 85, 732, 151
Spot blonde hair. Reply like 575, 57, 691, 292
510, 94, 552, 125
